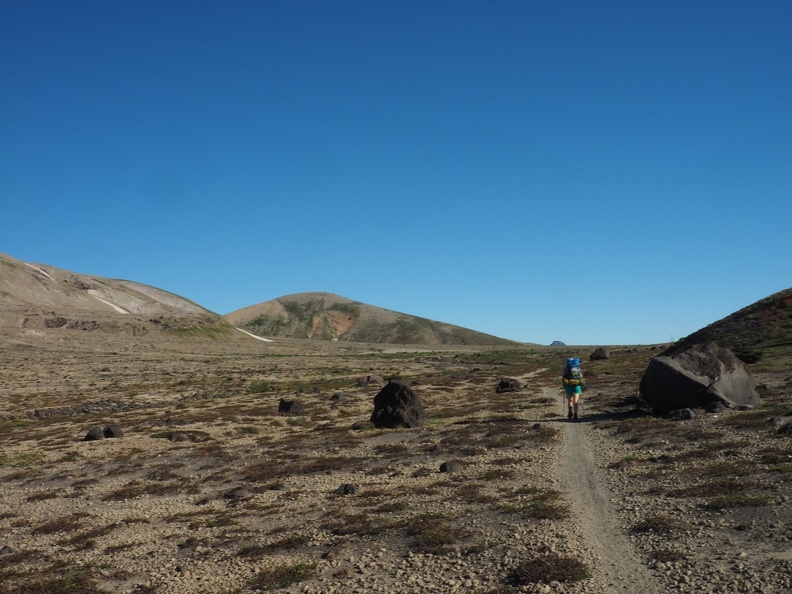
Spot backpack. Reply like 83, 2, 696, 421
563, 358, 582, 386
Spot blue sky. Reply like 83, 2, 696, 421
2, 1, 790, 345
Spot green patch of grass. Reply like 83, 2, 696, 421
102, 480, 183, 501
249, 379, 271, 393
250, 562, 316, 591
456, 483, 498, 504
509, 553, 591, 584
500, 490, 570, 520
770, 464, 792, 474
321, 512, 392, 536
206, 515, 237, 528
0, 451, 44, 468
703, 493, 773, 510
480, 468, 516, 481
31, 514, 88, 536
609, 454, 638, 469
238, 534, 309, 558
0, 569, 104, 594
667, 478, 748, 498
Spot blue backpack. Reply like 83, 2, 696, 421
563, 358, 582, 386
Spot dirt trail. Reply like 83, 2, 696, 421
549, 388, 663, 593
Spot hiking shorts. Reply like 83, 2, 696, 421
564, 385, 582, 396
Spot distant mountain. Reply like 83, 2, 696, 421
224, 292, 516, 345
666, 287, 792, 362
0, 253, 229, 338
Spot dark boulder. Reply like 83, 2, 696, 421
103, 424, 124, 438
336, 484, 357, 495
83, 426, 104, 441
439, 460, 465, 473
639, 343, 760, 414
590, 347, 610, 361
496, 378, 522, 393
370, 380, 426, 429
278, 398, 305, 415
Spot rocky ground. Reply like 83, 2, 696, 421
0, 332, 791, 593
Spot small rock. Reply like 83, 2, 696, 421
103, 424, 124, 438
222, 487, 250, 501
440, 460, 465, 473
83, 426, 105, 441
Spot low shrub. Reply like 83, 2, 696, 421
510, 553, 591, 584
250, 562, 316, 591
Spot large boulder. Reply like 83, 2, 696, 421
370, 380, 426, 429
589, 347, 609, 361
639, 343, 760, 413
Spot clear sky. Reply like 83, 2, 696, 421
2, 1, 790, 345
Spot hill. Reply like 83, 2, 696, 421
0, 253, 231, 343
224, 292, 517, 345
666, 286, 792, 363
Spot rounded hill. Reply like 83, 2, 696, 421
224, 292, 517, 346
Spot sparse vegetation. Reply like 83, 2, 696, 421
250, 562, 316, 591
509, 552, 591, 584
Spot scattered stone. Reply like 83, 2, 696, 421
83, 426, 105, 441
667, 408, 696, 420
278, 398, 305, 415
223, 487, 250, 501
496, 378, 522, 393
440, 460, 465, 473
370, 380, 426, 429
357, 374, 385, 387
103, 424, 124, 438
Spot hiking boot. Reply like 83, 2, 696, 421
573, 412, 579, 422
568, 411, 573, 420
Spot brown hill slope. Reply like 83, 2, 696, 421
224, 292, 517, 345
666, 286, 792, 363
0, 253, 232, 344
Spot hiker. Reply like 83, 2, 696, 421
562, 357, 585, 421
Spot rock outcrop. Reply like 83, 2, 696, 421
639, 343, 760, 413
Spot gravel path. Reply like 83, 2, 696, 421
557, 414, 663, 593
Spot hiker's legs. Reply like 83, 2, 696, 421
565, 387, 579, 419
566, 387, 581, 420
